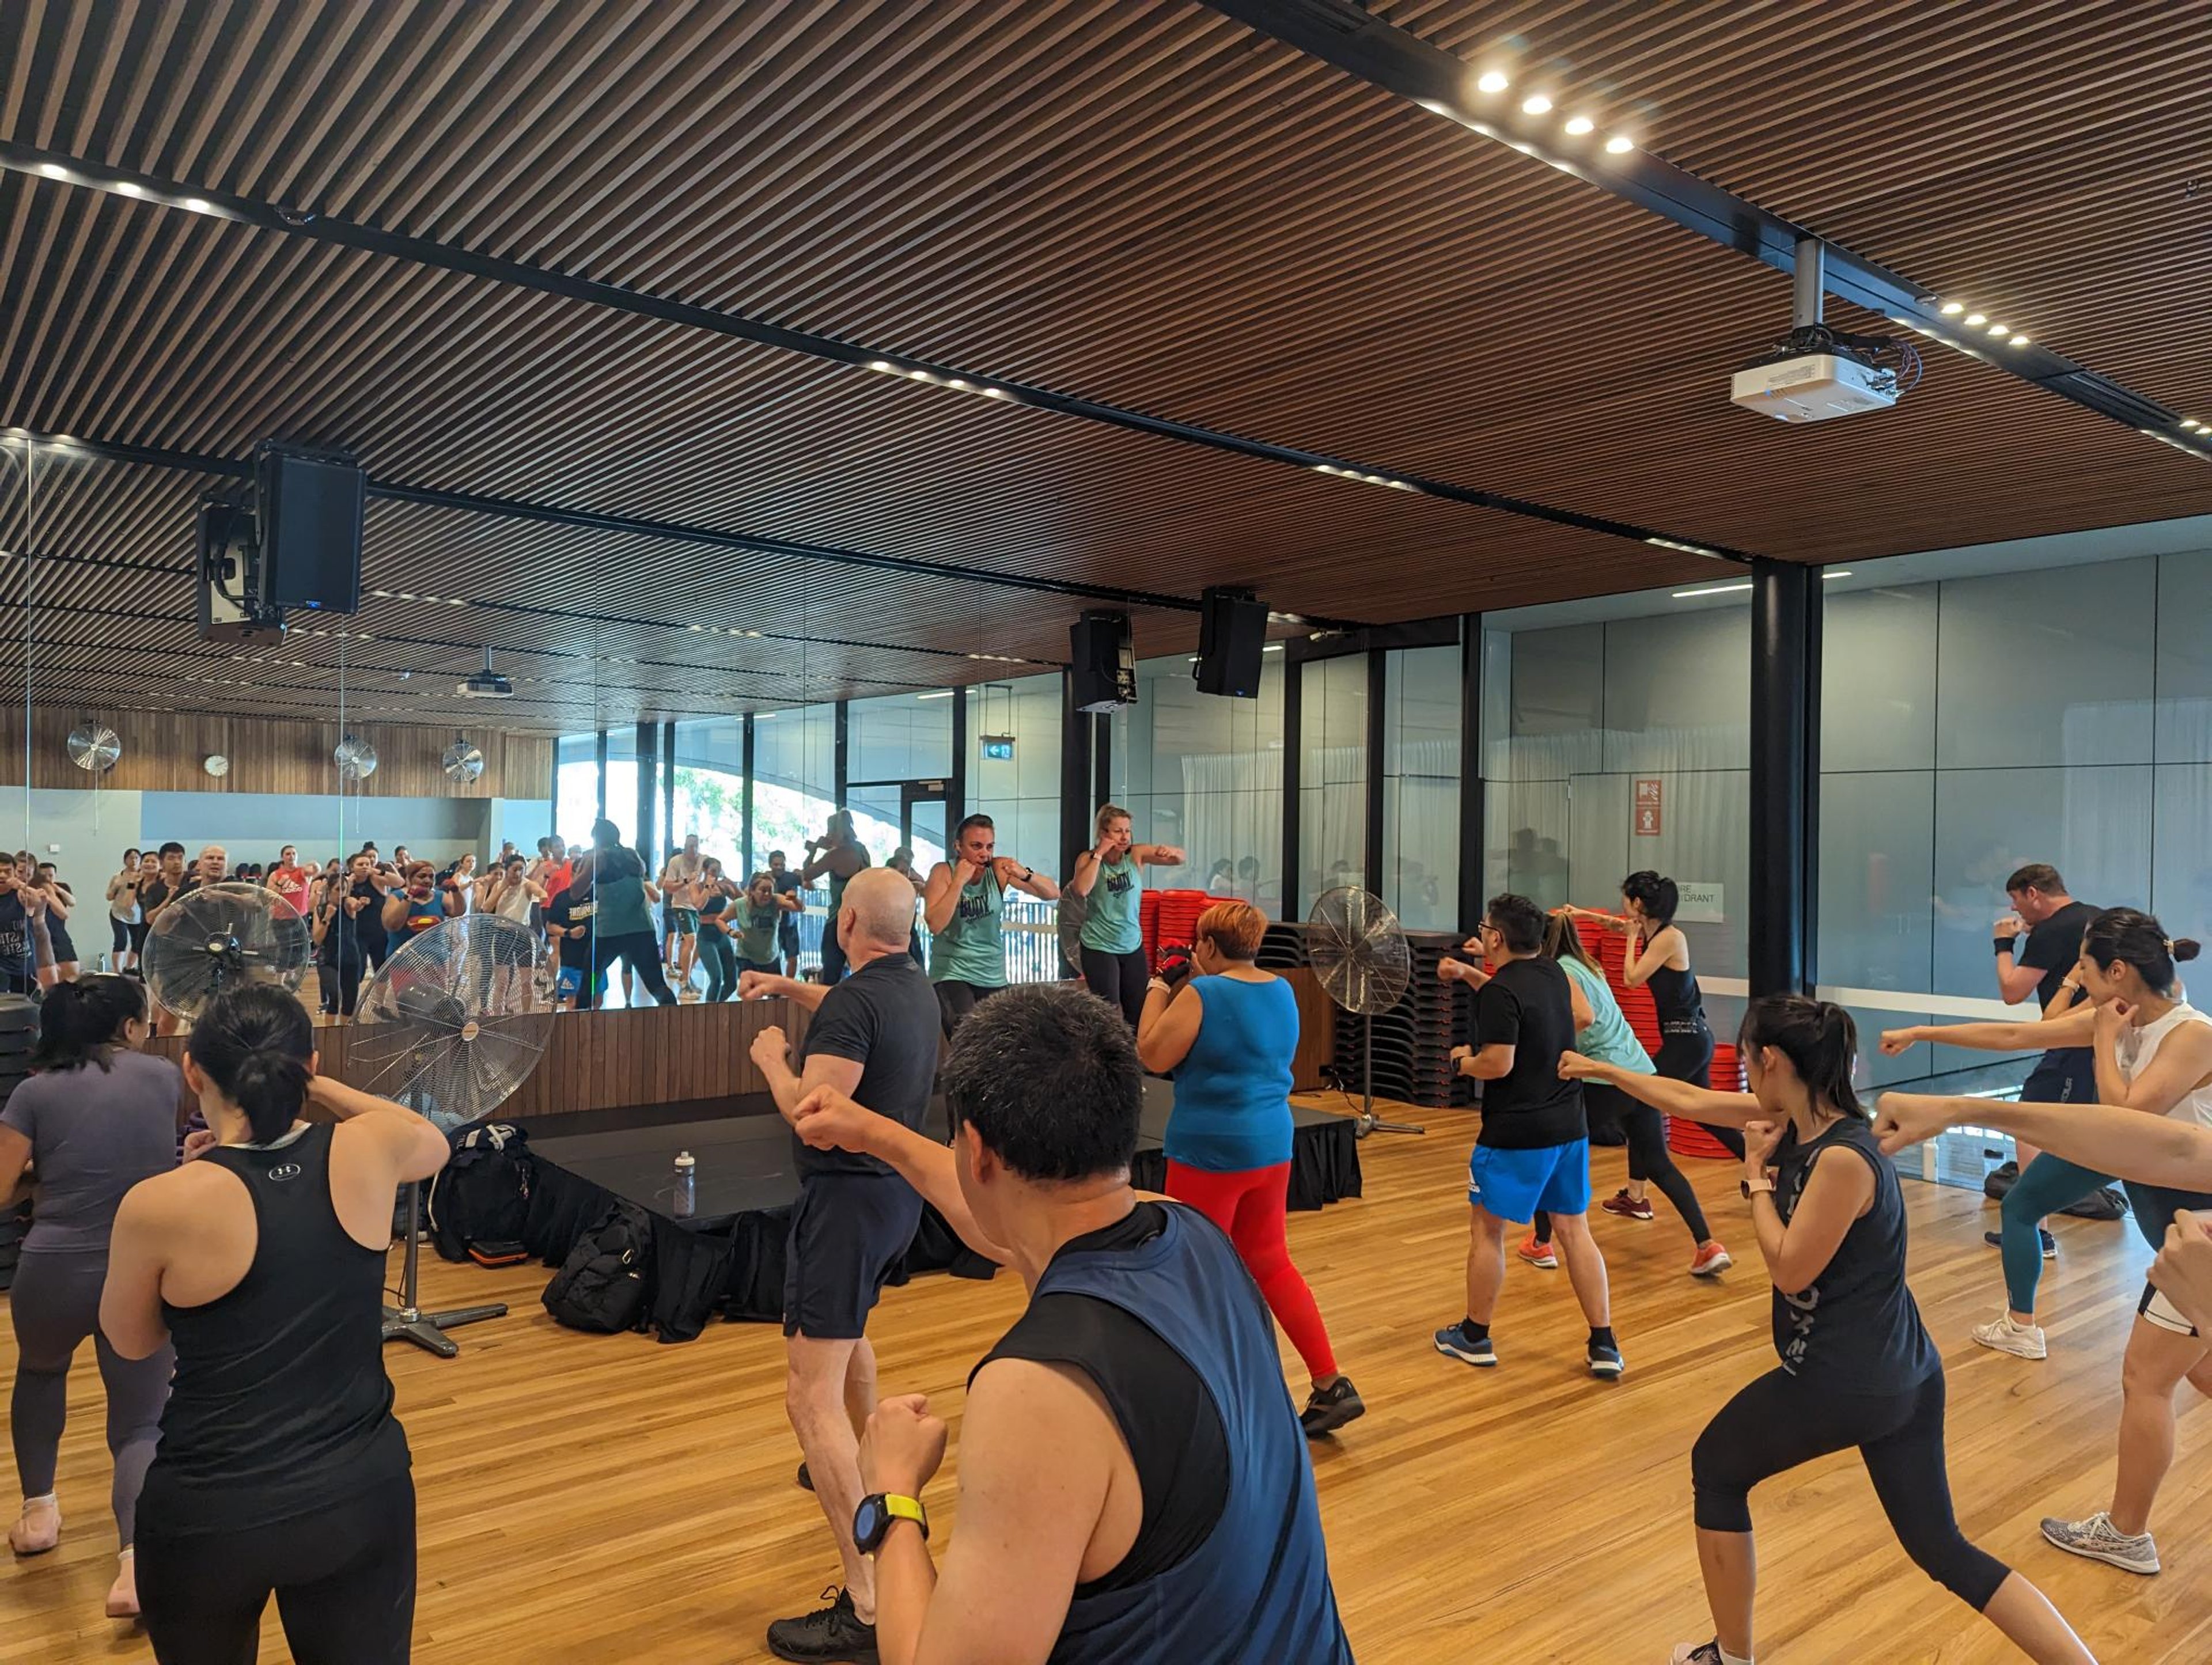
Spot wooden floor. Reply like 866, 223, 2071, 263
9, 1101, 2211, 1663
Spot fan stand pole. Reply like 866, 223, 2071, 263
381, 1182, 507, 1359
1354, 1012, 1425, 1139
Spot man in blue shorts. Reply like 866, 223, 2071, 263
1435, 892, 1621, 1378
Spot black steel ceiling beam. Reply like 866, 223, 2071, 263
1202, 0, 2211, 464
6, 429, 1191, 620
0, 139, 1753, 562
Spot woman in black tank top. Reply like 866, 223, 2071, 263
1562, 997, 2093, 1665
1612, 871, 1737, 1158
96, 985, 451, 1665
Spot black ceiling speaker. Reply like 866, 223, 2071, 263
1193, 586, 1267, 699
1069, 610, 1137, 712
255, 441, 364, 615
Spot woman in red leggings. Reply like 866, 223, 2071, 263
1137, 901, 1364, 1436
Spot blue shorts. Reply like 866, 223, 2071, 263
1468, 1139, 1591, 1223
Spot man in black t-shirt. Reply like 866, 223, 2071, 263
768, 849, 803, 976
1992, 862, 2100, 1259
744, 867, 941, 1662
0, 862, 43, 993
1434, 893, 1620, 1378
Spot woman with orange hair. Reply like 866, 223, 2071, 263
1137, 900, 1365, 1437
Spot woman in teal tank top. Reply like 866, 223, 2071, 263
924, 814, 1059, 1037
1510, 912, 1729, 1276
574, 820, 677, 1010
1066, 803, 1187, 1027
1136, 898, 1363, 1439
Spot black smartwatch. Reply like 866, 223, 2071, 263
853, 1492, 930, 1554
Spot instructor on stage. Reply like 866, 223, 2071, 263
922, 814, 1058, 1038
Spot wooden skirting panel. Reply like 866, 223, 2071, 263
1282, 966, 1337, 1092
146, 999, 809, 1121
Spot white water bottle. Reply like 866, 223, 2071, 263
672, 1150, 696, 1219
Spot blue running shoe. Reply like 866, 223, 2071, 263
1434, 1321, 1496, 1367
1588, 1339, 1626, 1379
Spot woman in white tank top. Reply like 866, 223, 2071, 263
2027, 910, 2212, 1578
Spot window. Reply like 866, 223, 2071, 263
1110, 654, 1285, 915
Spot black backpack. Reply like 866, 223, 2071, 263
1982, 1159, 2129, 1221
542, 1203, 653, 1334
426, 1124, 533, 1262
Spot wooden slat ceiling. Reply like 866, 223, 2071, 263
3, 0, 2208, 730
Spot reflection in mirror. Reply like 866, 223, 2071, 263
3, 436, 29, 994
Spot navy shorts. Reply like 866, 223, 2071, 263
1469, 1138, 1591, 1223
783, 1173, 925, 1341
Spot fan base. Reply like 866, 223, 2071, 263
1354, 1112, 1426, 1139
380, 1302, 508, 1359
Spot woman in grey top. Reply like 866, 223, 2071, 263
0, 974, 182, 1620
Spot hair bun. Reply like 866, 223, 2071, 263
2175, 938, 2203, 965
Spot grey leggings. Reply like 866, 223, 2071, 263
9, 1250, 172, 1546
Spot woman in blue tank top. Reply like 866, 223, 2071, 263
1065, 803, 1185, 1027
97, 984, 452, 1665
1562, 996, 2093, 1665
1136, 900, 1364, 1439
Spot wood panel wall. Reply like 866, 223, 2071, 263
145, 999, 808, 1124
0, 708, 552, 799
1284, 967, 1337, 1093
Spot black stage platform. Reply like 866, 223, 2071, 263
517, 1079, 1362, 1342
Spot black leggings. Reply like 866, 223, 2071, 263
317, 946, 363, 1018
1081, 945, 1150, 1026
1657, 1021, 1743, 1158
935, 979, 1005, 1038
1537, 1081, 1711, 1246
1692, 1366, 2009, 1610
697, 928, 738, 1002
138, 1473, 417, 1664
581, 931, 677, 1008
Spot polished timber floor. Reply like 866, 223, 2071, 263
9, 1099, 2211, 1664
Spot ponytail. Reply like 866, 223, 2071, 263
31, 974, 147, 1072
1738, 995, 1864, 1122
1621, 870, 1679, 927
185, 984, 315, 1144
2082, 907, 2201, 995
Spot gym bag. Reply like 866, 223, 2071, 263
426, 1122, 533, 1262
542, 1203, 653, 1334
1982, 1159, 2130, 1221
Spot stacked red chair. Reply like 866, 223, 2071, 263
1148, 890, 1211, 971
1138, 890, 1163, 964
1574, 918, 1739, 1160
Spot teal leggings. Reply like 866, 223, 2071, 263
2001, 1154, 2207, 1315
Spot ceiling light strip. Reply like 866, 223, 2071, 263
1201, 0, 2211, 464
0, 140, 1754, 562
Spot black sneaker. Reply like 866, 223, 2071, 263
1300, 1376, 1366, 1438
796, 1461, 813, 1492
766, 1587, 877, 1663
1983, 1228, 2059, 1259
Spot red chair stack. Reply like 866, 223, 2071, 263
1138, 890, 1162, 962
1147, 889, 1211, 970
1574, 918, 1740, 1161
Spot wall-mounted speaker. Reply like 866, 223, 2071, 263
255, 442, 364, 615
1193, 587, 1267, 698
1069, 610, 1137, 712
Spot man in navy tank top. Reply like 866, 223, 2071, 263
787, 982, 1354, 1664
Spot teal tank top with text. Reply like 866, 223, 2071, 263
930, 868, 1006, 988
1080, 855, 1143, 954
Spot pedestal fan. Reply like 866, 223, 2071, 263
142, 883, 312, 1020
1307, 886, 1422, 1139
351, 914, 552, 1357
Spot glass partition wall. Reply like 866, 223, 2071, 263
1818, 541, 2212, 1095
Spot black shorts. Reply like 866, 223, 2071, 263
778, 915, 800, 954
2022, 1050, 2096, 1106
782, 1173, 925, 1341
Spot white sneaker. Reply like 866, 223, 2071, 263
1971, 1311, 2047, 1360
2040, 1510, 2160, 1575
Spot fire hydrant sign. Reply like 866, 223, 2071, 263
1633, 778, 1662, 836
